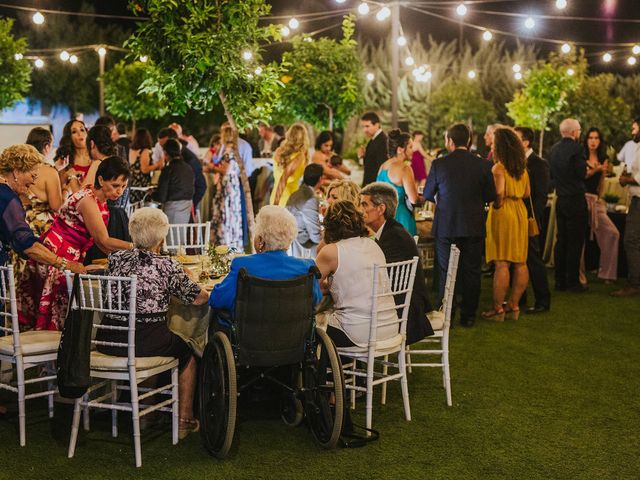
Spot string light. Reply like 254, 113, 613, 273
59, 50, 70, 61
603, 52, 612, 63
288, 17, 299, 29
14, 53, 23, 61
97, 47, 107, 57
397, 36, 407, 47
555, 0, 567, 9
335, 0, 347, 3
561, 43, 571, 54
242, 50, 253, 61
567, 68, 575, 76
514, 72, 523, 80
524, 17, 535, 30
628, 56, 637, 66
405, 56, 415, 66
366, 72, 375, 81
34, 58, 44, 69
376, 6, 391, 22
455, 3, 467, 17
32, 11, 45, 25
467, 70, 477, 79
254, 66, 263, 75
69, 54, 78, 64
482, 30, 493, 42
512, 63, 522, 73
633, 45, 640, 55
139, 55, 148, 63
358, 2, 370, 16
280, 26, 290, 37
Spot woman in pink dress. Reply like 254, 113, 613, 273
18, 157, 134, 331
410, 131, 428, 191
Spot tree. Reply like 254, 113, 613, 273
103, 61, 168, 130
126, 0, 282, 129
507, 61, 579, 154
0, 18, 31, 110
276, 16, 363, 130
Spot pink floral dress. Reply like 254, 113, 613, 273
18, 186, 109, 331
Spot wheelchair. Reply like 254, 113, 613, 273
198, 266, 345, 459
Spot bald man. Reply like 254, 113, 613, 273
549, 118, 588, 293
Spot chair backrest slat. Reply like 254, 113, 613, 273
0, 265, 22, 354
165, 223, 211, 255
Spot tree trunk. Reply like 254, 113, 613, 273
131, 116, 136, 133
233, 146, 256, 254
219, 90, 237, 130
538, 128, 545, 157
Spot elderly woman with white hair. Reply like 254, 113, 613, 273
208, 205, 322, 325
96, 207, 209, 438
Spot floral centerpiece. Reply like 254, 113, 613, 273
206, 244, 233, 278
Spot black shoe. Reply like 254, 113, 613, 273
526, 305, 550, 315
567, 284, 588, 293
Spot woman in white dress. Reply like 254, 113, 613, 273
315, 200, 398, 347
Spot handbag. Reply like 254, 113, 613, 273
57, 274, 94, 399
527, 196, 540, 237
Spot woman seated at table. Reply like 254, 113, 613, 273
208, 205, 322, 324
97, 207, 209, 438
315, 200, 398, 348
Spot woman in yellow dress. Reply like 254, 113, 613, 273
270, 123, 309, 206
483, 127, 531, 321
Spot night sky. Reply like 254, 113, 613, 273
2, 1, 639, 72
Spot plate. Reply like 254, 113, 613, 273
176, 255, 201, 265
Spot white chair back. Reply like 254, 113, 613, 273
0, 265, 19, 355
165, 223, 211, 254
442, 245, 461, 331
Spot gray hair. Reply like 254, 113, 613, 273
128, 207, 169, 249
361, 182, 398, 220
254, 205, 298, 251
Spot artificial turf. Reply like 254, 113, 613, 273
1, 273, 638, 479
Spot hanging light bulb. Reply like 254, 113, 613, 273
335, 0, 347, 3
69, 55, 78, 64
512, 63, 522, 73
628, 56, 637, 66
34, 58, 44, 69
139, 55, 148, 63
514, 72, 523, 81
397, 36, 407, 47
366, 72, 375, 81
280, 26, 290, 37
633, 45, 640, 55
288, 18, 299, 29
467, 70, 477, 79
242, 50, 253, 61
60, 50, 70, 61
561, 43, 571, 54
376, 7, 391, 21
603, 52, 612, 63
97, 47, 107, 57
524, 17, 535, 30
456, 3, 467, 17
254, 66, 263, 75
482, 30, 493, 42
32, 11, 45, 25
555, 0, 567, 9
358, 2, 370, 16
14, 53, 23, 61
405, 56, 415, 66
567, 68, 575, 76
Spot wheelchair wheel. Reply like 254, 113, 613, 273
304, 327, 344, 449
199, 331, 237, 459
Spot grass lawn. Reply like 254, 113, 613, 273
1, 273, 639, 479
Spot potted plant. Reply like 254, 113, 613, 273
602, 193, 620, 212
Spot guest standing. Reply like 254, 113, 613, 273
482, 128, 531, 321
514, 127, 552, 314
376, 129, 419, 235
270, 124, 309, 207
424, 124, 496, 327
128, 128, 159, 203
55, 120, 91, 195
582, 128, 619, 282
286, 164, 323, 258
410, 131, 428, 191
154, 139, 195, 226
358, 112, 388, 187
548, 118, 588, 293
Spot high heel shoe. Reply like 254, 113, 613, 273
504, 305, 520, 320
481, 307, 505, 322
179, 417, 200, 440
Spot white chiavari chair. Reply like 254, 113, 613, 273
165, 223, 211, 255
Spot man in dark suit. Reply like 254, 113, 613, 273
548, 118, 588, 293
358, 111, 388, 187
424, 124, 496, 327
515, 127, 552, 313
361, 182, 434, 343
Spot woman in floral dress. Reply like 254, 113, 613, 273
18, 157, 134, 331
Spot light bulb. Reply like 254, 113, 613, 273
32, 11, 45, 25
97, 47, 107, 57
456, 4, 467, 17
397, 36, 407, 47
254, 66, 263, 75
358, 2, 370, 15
60, 51, 70, 61
69, 55, 78, 64
336, 0, 346, 3
512, 63, 522, 73
514, 72, 523, 81
555, 0, 567, 9
139, 55, 148, 63
603, 52, 612, 63
366, 72, 375, 81
281, 26, 290, 37
482, 30, 493, 42
34, 58, 44, 69
242, 50, 253, 61
467, 70, 477, 79
628, 56, 637, 66
288, 18, 299, 29
376, 7, 391, 21
405, 56, 414, 66
561, 43, 571, 54
524, 17, 535, 29
567, 68, 575, 76
633, 45, 640, 55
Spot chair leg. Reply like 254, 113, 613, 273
443, 352, 452, 407
47, 361, 55, 419
16, 359, 26, 447
406, 346, 413, 373
381, 354, 389, 405
350, 370, 356, 410
68, 398, 82, 458
171, 366, 179, 445
365, 360, 374, 433
111, 381, 118, 438
129, 370, 142, 468
398, 350, 411, 421
82, 393, 90, 432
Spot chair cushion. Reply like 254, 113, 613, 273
338, 333, 404, 355
90, 351, 176, 371
0, 331, 61, 356
427, 311, 445, 331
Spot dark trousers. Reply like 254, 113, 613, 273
527, 234, 551, 307
555, 195, 588, 288
436, 236, 484, 322
625, 197, 640, 287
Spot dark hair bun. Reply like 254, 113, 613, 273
388, 129, 411, 154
